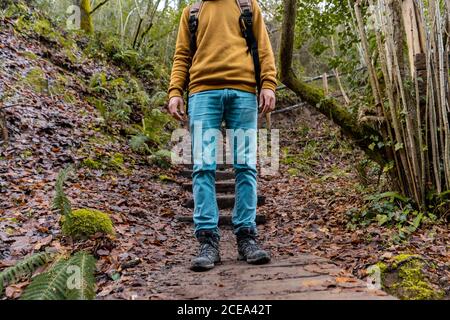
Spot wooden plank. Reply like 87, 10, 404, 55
183, 195, 266, 209
176, 214, 267, 225
235, 266, 320, 281
174, 276, 335, 299
233, 290, 395, 300
148, 254, 395, 300
238, 276, 337, 295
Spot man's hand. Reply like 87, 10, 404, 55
167, 96, 187, 121
259, 89, 276, 115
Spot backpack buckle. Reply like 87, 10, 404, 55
240, 9, 253, 27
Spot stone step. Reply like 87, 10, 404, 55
183, 163, 233, 171
180, 170, 235, 181
176, 214, 266, 225
183, 195, 266, 209
182, 181, 235, 193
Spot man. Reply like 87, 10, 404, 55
167, 0, 277, 271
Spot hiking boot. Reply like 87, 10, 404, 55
190, 230, 221, 272
236, 228, 271, 265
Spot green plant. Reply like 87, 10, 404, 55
346, 191, 434, 238
109, 152, 124, 169
141, 109, 173, 146
52, 165, 73, 216
150, 149, 172, 169
108, 90, 132, 122
20, 256, 73, 300
23, 68, 48, 93
20, 252, 96, 300
281, 144, 320, 176
89, 72, 109, 94
82, 158, 102, 170
129, 134, 151, 154
0, 252, 55, 295
65, 251, 96, 300
61, 208, 114, 239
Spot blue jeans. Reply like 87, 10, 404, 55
188, 89, 258, 237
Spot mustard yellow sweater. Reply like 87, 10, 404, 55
168, 0, 277, 99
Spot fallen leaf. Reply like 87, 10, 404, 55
34, 235, 53, 250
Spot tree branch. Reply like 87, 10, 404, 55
90, 0, 110, 15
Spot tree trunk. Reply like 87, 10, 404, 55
76, 0, 93, 33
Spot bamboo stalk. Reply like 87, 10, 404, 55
354, 1, 383, 107
331, 36, 351, 105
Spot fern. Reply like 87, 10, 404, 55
0, 252, 54, 295
20, 252, 97, 300
65, 252, 96, 300
89, 72, 109, 94
52, 165, 73, 216
20, 256, 72, 300
149, 91, 168, 108
129, 134, 150, 154
142, 109, 172, 145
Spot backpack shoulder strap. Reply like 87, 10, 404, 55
235, 0, 262, 94
189, 1, 203, 21
188, 1, 204, 56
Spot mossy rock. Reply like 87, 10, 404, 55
376, 254, 444, 300
61, 209, 114, 239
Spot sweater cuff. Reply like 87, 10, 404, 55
261, 80, 277, 92
168, 88, 183, 100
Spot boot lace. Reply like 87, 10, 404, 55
239, 237, 259, 254
198, 242, 217, 258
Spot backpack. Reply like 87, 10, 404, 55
185, 0, 262, 98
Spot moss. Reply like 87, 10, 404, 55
394, 259, 443, 300
22, 51, 38, 60
61, 208, 114, 239
20, 149, 32, 159
81, 152, 126, 171
62, 92, 77, 104
375, 261, 388, 273
79, 0, 94, 33
378, 254, 444, 300
23, 68, 48, 93
109, 152, 124, 169
158, 174, 175, 182
82, 158, 102, 170
391, 253, 418, 269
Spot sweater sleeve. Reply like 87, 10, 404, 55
252, 0, 277, 92
168, 7, 191, 100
